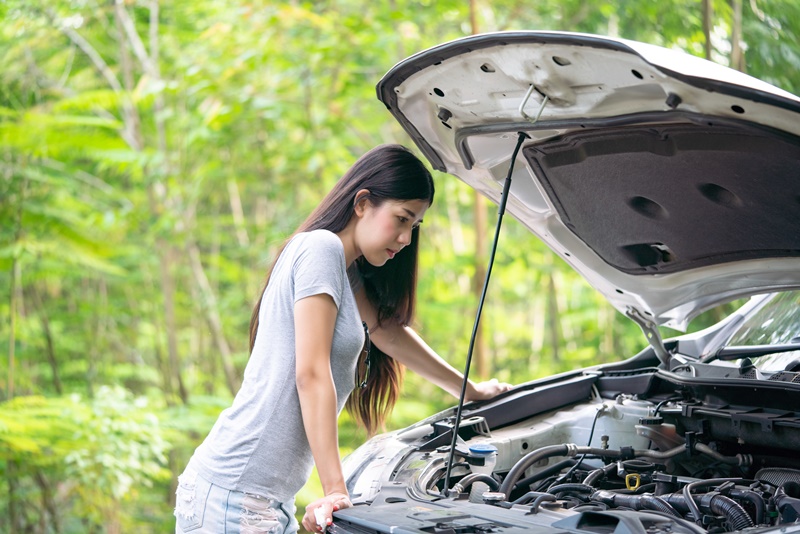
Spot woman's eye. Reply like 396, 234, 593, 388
398, 216, 409, 224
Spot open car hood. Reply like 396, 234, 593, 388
377, 31, 800, 333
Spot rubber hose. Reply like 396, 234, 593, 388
515, 459, 576, 491
583, 463, 617, 486
512, 491, 552, 505
591, 492, 681, 518
706, 494, 755, 530
728, 488, 765, 525
498, 444, 571, 497
774, 482, 800, 522
640, 495, 682, 517
531, 493, 557, 512
549, 483, 595, 495
663, 493, 754, 530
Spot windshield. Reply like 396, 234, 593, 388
729, 291, 800, 345
724, 291, 800, 372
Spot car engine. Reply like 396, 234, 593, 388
341, 358, 800, 534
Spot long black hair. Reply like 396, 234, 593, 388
249, 144, 435, 433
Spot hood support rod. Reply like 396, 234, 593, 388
442, 131, 530, 495
626, 307, 670, 366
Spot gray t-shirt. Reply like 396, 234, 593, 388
189, 229, 363, 502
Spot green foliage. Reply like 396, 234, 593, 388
0, 387, 169, 532
0, 0, 797, 531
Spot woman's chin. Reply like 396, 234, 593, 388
364, 254, 388, 267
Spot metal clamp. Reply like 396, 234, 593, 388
519, 84, 550, 125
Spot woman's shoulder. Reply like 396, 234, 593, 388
292, 229, 340, 247
288, 229, 343, 259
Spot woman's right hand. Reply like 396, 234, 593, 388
467, 377, 514, 401
302, 492, 352, 532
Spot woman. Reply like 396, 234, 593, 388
175, 145, 512, 533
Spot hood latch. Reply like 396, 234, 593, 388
519, 84, 549, 124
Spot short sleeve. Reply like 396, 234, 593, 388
292, 231, 347, 309
347, 263, 364, 294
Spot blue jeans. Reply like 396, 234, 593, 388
174, 467, 299, 534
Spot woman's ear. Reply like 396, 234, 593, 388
353, 188, 370, 216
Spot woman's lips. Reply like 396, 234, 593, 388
386, 249, 397, 259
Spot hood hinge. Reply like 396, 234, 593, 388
626, 307, 670, 366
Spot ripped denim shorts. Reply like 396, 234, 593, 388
174, 467, 298, 534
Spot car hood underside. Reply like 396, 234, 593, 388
377, 31, 800, 331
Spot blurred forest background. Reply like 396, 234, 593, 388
1, 0, 799, 532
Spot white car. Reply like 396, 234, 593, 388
333, 31, 800, 534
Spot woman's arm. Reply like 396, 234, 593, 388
355, 289, 512, 401
294, 294, 351, 531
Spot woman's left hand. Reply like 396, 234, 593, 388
466, 378, 513, 401
302, 492, 352, 533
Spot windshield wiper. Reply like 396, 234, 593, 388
714, 343, 800, 360
441, 131, 530, 496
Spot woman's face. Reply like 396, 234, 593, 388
355, 198, 429, 267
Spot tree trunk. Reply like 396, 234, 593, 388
7, 177, 25, 400
29, 284, 63, 395
227, 178, 250, 247
35, 470, 61, 534
159, 248, 189, 404
84, 278, 97, 398
703, 0, 713, 60
731, 0, 744, 70
546, 266, 561, 363
187, 241, 240, 396
529, 285, 546, 368
110, 0, 190, 404
135, 272, 176, 405
470, 0, 489, 380
147, 0, 190, 405
8, 259, 19, 400
8, 460, 19, 534
445, 181, 465, 254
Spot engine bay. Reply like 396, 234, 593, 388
340, 361, 800, 534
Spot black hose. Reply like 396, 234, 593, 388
728, 488, 765, 525
583, 463, 616, 486
623, 509, 708, 534
500, 445, 629, 497
511, 491, 551, 505
591, 491, 681, 518
497, 444, 571, 497
635, 495, 681, 517
682, 478, 752, 526
549, 483, 595, 495
550, 405, 606, 488
582, 460, 658, 487
706, 494, 755, 530
530, 493, 557, 512
632, 483, 658, 494
663, 492, 754, 530
515, 459, 576, 491
775, 482, 800, 522
502, 443, 693, 500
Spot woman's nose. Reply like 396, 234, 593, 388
398, 228, 412, 245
